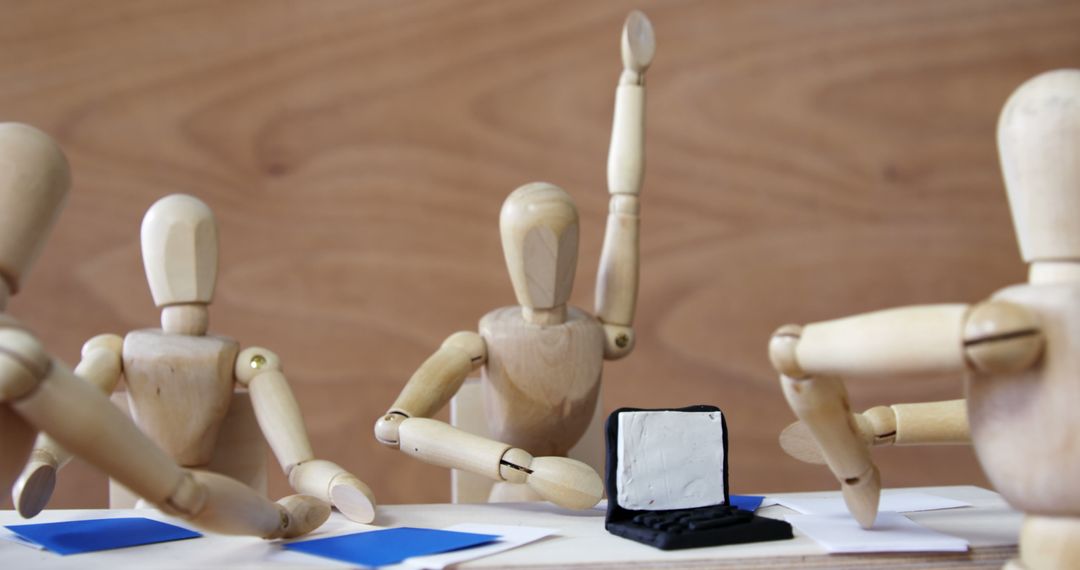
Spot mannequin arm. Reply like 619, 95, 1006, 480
12, 334, 123, 517
373, 332, 602, 509
383, 417, 602, 510
595, 11, 655, 360
0, 327, 326, 538
377, 331, 486, 430
780, 399, 970, 465
235, 346, 376, 523
769, 302, 1042, 528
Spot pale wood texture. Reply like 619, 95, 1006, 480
5, 1, 1080, 510
397, 417, 602, 509
768, 70, 1080, 568
108, 392, 269, 508
998, 70, 1080, 262
13, 334, 124, 517
236, 345, 378, 522
769, 305, 974, 528
0, 128, 327, 538
8, 339, 326, 537
970, 284, 1080, 516
140, 194, 218, 307
184, 470, 329, 539
377, 14, 643, 511
10, 351, 329, 538
450, 378, 606, 504
105, 196, 376, 522
388, 331, 485, 420
12, 357, 183, 504
780, 399, 970, 465
123, 329, 239, 466
1018, 515, 1080, 570
595, 11, 652, 347
236, 349, 315, 474
398, 417, 511, 481
520, 455, 605, 510
0, 123, 70, 296
780, 374, 880, 527
791, 305, 971, 378
479, 305, 605, 456
499, 182, 580, 312
891, 400, 970, 445
963, 300, 1043, 374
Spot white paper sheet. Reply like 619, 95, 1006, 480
0, 531, 46, 550
770, 491, 970, 516
787, 512, 969, 553
401, 524, 556, 570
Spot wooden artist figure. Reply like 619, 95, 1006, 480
0, 123, 328, 538
768, 70, 1080, 570
374, 11, 655, 510
15, 193, 376, 524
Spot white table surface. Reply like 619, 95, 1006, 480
0, 485, 1022, 569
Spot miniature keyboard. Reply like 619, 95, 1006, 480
630, 505, 753, 533
607, 504, 792, 550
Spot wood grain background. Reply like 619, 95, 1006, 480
2, 0, 1079, 509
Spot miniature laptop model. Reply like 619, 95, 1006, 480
604, 405, 793, 550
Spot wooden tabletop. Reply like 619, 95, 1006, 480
0, 485, 1020, 569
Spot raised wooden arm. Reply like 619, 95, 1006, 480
595, 10, 655, 360
235, 346, 376, 523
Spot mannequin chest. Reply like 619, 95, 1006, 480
122, 329, 238, 466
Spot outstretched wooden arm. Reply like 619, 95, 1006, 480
1, 326, 326, 538
235, 347, 376, 523
595, 11, 655, 360
768, 302, 1043, 528
780, 399, 970, 465
374, 332, 603, 509
12, 334, 124, 517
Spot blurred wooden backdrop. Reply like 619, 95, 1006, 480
2, 0, 1079, 509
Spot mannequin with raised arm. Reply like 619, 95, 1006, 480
374, 11, 655, 510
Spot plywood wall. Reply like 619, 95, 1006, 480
2, 0, 1078, 509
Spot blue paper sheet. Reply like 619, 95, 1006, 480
5, 517, 201, 555
284, 527, 500, 567
730, 494, 765, 512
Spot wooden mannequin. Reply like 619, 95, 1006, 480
0, 123, 328, 538
15, 193, 377, 524
767, 70, 1080, 570
374, 11, 655, 510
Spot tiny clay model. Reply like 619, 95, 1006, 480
374, 10, 655, 510
768, 70, 1080, 570
604, 406, 792, 550
0, 123, 328, 538
15, 193, 376, 524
